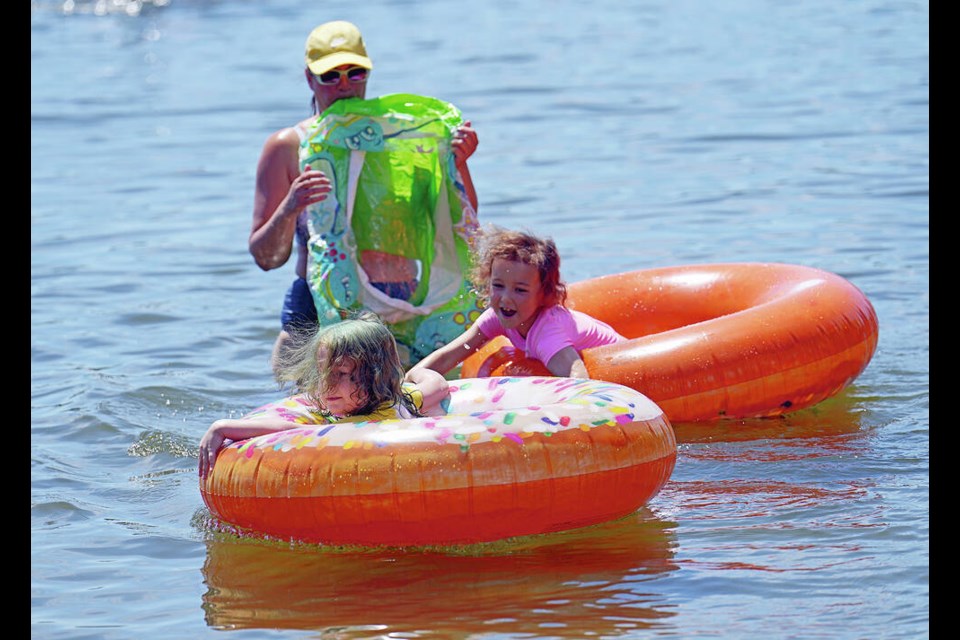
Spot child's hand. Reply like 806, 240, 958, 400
198, 421, 227, 481
406, 367, 451, 416
197, 418, 303, 480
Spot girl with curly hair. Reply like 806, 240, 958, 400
409, 225, 625, 381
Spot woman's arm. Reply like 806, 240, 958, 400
198, 417, 300, 480
452, 121, 479, 211
248, 128, 332, 270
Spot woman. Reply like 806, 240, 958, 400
247, 20, 480, 368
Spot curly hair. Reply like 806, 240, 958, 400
275, 311, 419, 418
469, 225, 567, 308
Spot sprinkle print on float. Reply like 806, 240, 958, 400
200, 377, 677, 546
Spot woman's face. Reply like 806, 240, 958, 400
488, 258, 545, 337
309, 64, 368, 113
316, 347, 366, 417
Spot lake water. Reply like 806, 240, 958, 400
31, 0, 929, 638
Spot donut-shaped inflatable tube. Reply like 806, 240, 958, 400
460, 263, 879, 423
200, 377, 676, 546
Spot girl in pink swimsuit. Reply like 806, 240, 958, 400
409, 226, 625, 379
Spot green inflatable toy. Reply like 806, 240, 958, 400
299, 94, 483, 366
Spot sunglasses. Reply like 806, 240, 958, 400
313, 66, 369, 85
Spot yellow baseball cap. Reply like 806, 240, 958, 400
304, 21, 373, 75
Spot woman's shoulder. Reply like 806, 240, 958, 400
292, 116, 319, 142
263, 118, 314, 149
258, 125, 308, 171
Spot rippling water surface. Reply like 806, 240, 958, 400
31, 0, 928, 638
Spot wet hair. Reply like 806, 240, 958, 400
469, 225, 567, 308
276, 311, 419, 418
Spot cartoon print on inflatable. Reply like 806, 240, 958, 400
300, 94, 482, 365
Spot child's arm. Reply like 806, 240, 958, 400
198, 417, 299, 480
409, 323, 490, 376
404, 367, 451, 416
545, 346, 590, 379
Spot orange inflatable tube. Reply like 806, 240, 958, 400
460, 263, 879, 423
201, 376, 676, 546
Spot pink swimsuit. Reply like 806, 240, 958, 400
474, 305, 625, 367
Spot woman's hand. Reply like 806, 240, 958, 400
249, 130, 333, 271
451, 121, 478, 167
283, 165, 332, 216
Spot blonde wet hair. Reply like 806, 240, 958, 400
276, 311, 418, 418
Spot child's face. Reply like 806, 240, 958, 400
489, 258, 545, 335
316, 346, 366, 416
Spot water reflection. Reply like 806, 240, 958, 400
659, 387, 884, 584
671, 388, 869, 445
201, 510, 679, 637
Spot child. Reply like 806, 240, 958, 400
199, 311, 449, 480
409, 226, 625, 381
